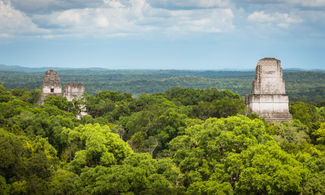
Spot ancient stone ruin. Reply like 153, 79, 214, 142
64, 82, 87, 119
38, 70, 87, 118
37, 70, 62, 104
64, 82, 85, 101
245, 58, 292, 121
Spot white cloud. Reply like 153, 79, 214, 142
103, 0, 126, 8
95, 16, 110, 28
34, 7, 139, 36
235, 0, 325, 7
3, 0, 320, 39
56, 9, 83, 26
248, 11, 302, 28
147, 0, 230, 9
5, 0, 64, 13
287, 0, 325, 7
163, 8, 234, 33
30, 0, 234, 38
6, 0, 105, 13
0, 1, 46, 36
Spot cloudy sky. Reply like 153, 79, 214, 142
0, 0, 324, 70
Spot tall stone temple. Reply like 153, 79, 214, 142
37, 70, 62, 104
245, 58, 292, 121
38, 70, 87, 118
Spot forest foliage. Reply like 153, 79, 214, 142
0, 83, 325, 194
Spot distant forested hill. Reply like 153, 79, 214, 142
0, 66, 324, 102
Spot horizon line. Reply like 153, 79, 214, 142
1, 63, 324, 72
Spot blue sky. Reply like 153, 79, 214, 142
0, 0, 325, 70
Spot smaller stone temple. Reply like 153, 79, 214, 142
37, 70, 62, 104
64, 82, 85, 101
63, 82, 87, 119
245, 58, 292, 121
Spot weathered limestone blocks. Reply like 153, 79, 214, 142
246, 58, 292, 121
37, 70, 62, 104
64, 82, 87, 119
64, 82, 85, 101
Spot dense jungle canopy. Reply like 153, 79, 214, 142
0, 82, 324, 194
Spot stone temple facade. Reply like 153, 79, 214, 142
245, 58, 292, 121
38, 70, 87, 118
63, 82, 87, 119
64, 82, 85, 101
37, 70, 62, 104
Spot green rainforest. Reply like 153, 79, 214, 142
0, 68, 325, 194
